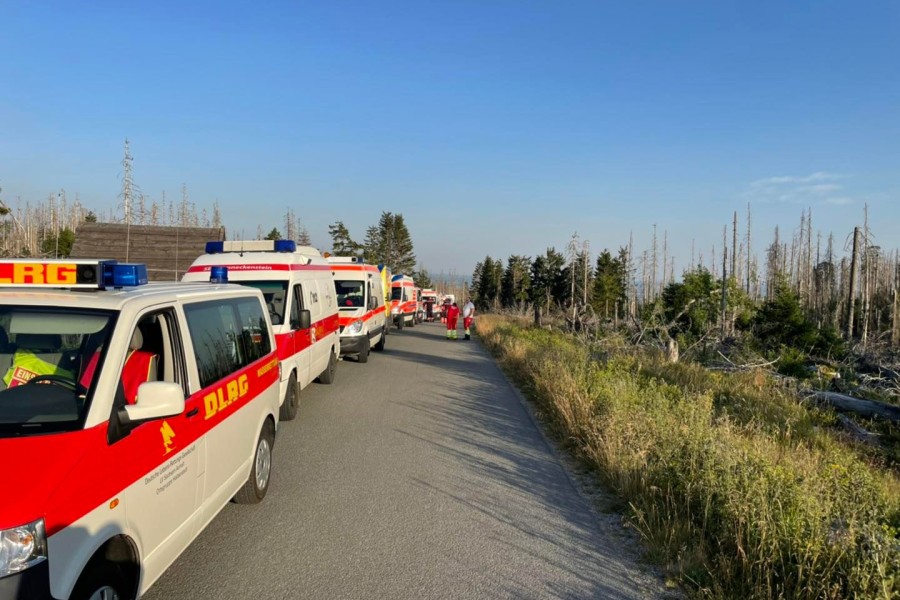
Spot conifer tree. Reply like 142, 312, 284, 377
328, 221, 361, 255
412, 266, 434, 289
592, 249, 628, 319
363, 211, 416, 272
501, 255, 532, 307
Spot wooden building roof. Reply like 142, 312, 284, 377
70, 223, 225, 282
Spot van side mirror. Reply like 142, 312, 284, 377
368, 297, 377, 310
121, 382, 185, 423
298, 309, 312, 330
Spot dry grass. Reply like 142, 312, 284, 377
477, 315, 900, 600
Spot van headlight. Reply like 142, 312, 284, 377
347, 320, 364, 335
0, 519, 47, 577
391, 307, 399, 314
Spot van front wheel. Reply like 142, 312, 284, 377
71, 561, 130, 600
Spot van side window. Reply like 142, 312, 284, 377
290, 285, 303, 330
184, 298, 272, 389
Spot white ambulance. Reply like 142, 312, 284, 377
0, 259, 280, 600
390, 274, 418, 330
183, 240, 340, 421
326, 256, 387, 362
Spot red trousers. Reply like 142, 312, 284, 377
447, 317, 458, 330
463, 317, 473, 330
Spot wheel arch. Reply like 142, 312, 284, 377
72, 534, 141, 600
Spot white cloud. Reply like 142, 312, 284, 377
743, 172, 853, 206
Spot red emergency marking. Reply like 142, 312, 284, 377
330, 265, 379, 273
187, 264, 332, 273
337, 307, 383, 329
0, 351, 279, 535
274, 314, 340, 360
0, 262, 77, 285
391, 300, 418, 315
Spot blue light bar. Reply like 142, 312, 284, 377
209, 266, 229, 284
274, 239, 297, 253
206, 241, 224, 254
102, 263, 149, 288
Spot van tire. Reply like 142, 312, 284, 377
373, 333, 386, 352
358, 339, 370, 363
279, 372, 299, 421
409, 315, 415, 328
71, 560, 130, 600
318, 351, 337, 384
234, 420, 275, 505
396, 316, 403, 331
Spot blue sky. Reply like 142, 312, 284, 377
1, 0, 898, 277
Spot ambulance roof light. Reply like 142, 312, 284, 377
209, 266, 229, 284
101, 263, 149, 288
274, 240, 296, 253
205, 241, 225, 254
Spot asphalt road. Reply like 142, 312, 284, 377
145, 322, 669, 600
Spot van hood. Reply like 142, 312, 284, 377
0, 427, 99, 531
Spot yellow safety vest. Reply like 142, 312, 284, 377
3, 350, 74, 388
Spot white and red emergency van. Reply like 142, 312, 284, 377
183, 240, 340, 421
326, 256, 387, 362
420, 289, 439, 321
389, 274, 418, 330
0, 259, 280, 600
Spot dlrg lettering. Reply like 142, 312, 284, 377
203, 374, 250, 419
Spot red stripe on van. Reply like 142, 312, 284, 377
0, 352, 279, 535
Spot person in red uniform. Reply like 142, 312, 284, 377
445, 302, 460, 340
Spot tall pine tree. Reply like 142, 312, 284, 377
363, 212, 416, 272
501, 255, 532, 307
328, 221, 361, 255
412, 266, 434, 289
592, 248, 628, 319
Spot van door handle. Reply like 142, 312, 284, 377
186, 408, 199, 418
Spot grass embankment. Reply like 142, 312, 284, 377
477, 315, 900, 600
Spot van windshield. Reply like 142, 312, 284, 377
0, 306, 115, 436
241, 281, 288, 325
335, 280, 365, 309
391, 288, 402, 301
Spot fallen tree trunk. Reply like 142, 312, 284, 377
836, 414, 882, 447
806, 390, 900, 422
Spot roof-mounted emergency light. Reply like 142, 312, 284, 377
102, 263, 149, 288
273, 240, 296, 253
206, 240, 298, 254
209, 266, 229, 284
0, 259, 148, 289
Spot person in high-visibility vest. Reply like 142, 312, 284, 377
462, 299, 475, 340
445, 302, 460, 340
3, 349, 74, 388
